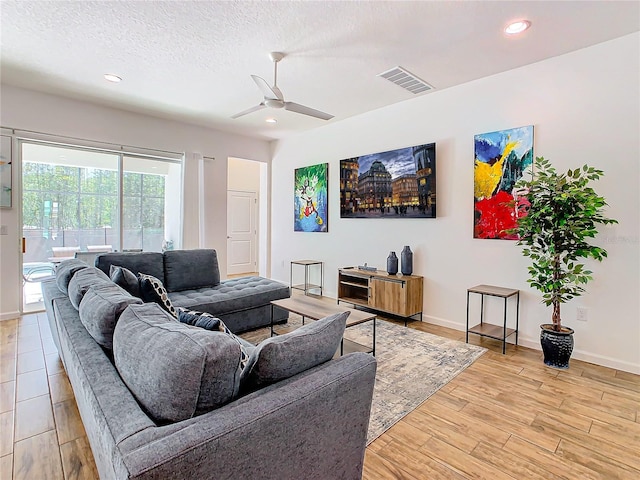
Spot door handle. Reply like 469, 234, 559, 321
22, 237, 26, 253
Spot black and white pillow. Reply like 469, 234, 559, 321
138, 273, 178, 318
178, 308, 249, 370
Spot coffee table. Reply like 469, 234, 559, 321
270, 296, 376, 356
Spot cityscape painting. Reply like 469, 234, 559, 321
339, 143, 436, 219
294, 163, 328, 232
473, 125, 534, 239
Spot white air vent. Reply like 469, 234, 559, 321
377, 66, 433, 94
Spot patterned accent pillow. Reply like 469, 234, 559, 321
138, 273, 178, 318
177, 308, 221, 330
177, 308, 249, 370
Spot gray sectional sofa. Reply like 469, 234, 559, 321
41, 249, 378, 480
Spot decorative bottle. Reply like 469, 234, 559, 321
386, 251, 398, 275
401, 245, 413, 275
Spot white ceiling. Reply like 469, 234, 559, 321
1, 1, 638, 141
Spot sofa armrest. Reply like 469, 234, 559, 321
119, 352, 377, 480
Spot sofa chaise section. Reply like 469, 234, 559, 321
168, 276, 290, 332
95, 249, 290, 332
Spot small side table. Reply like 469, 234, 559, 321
290, 260, 323, 296
466, 284, 519, 354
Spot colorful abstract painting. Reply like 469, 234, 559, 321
474, 126, 533, 239
294, 163, 328, 232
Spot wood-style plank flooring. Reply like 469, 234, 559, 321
1, 310, 638, 479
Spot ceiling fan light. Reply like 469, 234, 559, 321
266, 118, 277, 123
264, 98, 284, 109
505, 20, 531, 35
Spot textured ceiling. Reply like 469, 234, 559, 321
1, 1, 638, 141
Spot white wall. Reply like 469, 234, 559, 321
228, 157, 261, 191
0, 85, 271, 318
271, 33, 640, 373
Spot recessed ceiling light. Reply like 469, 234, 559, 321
265, 118, 277, 124
104, 73, 122, 83
504, 20, 531, 35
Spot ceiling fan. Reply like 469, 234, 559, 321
232, 52, 334, 121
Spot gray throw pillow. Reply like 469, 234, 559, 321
78, 283, 142, 350
138, 273, 178, 317
55, 259, 89, 294
110, 264, 141, 298
240, 311, 348, 394
67, 267, 112, 310
113, 303, 244, 423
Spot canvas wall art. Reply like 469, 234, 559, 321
339, 142, 436, 218
0, 135, 12, 208
474, 125, 533, 239
294, 163, 328, 232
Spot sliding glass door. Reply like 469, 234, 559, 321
21, 141, 182, 312
122, 156, 180, 252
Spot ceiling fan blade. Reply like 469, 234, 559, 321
251, 75, 282, 100
284, 102, 334, 120
231, 103, 267, 119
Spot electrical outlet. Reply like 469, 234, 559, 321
0, 225, 7, 235
576, 307, 588, 322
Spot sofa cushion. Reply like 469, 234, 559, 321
240, 311, 348, 394
164, 249, 220, 292
79, 283, 143, 350
139, 273, 178, 317
55, 259, 89, 294
178, 308, 249, 369
113, 303, 244, 423
95, 252, 164, 281
68, 267, 112, 310
110, 265, 141, 298
168, 277, 290, 317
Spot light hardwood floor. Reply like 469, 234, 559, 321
1, 311, 638, 479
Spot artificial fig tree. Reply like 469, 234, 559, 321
512, 157, 618, 332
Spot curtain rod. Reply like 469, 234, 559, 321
1, 126, 185, 158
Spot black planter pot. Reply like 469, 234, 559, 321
540, 324, 575, 369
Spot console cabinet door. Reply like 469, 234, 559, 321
370, 277, 407, 316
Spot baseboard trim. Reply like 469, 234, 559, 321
0, 311, 21, 321
571, 349, 640, 374
422, 314, 640, 374
421, 314, 462, 331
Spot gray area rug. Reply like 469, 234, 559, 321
344, 320, 486, 443
240, 317, 486, 444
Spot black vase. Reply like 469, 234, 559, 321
386, 251, 398, 275
400, 246, 413, 275
540, 324, 575, 369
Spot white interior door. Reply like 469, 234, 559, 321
227, 190, 257, 275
